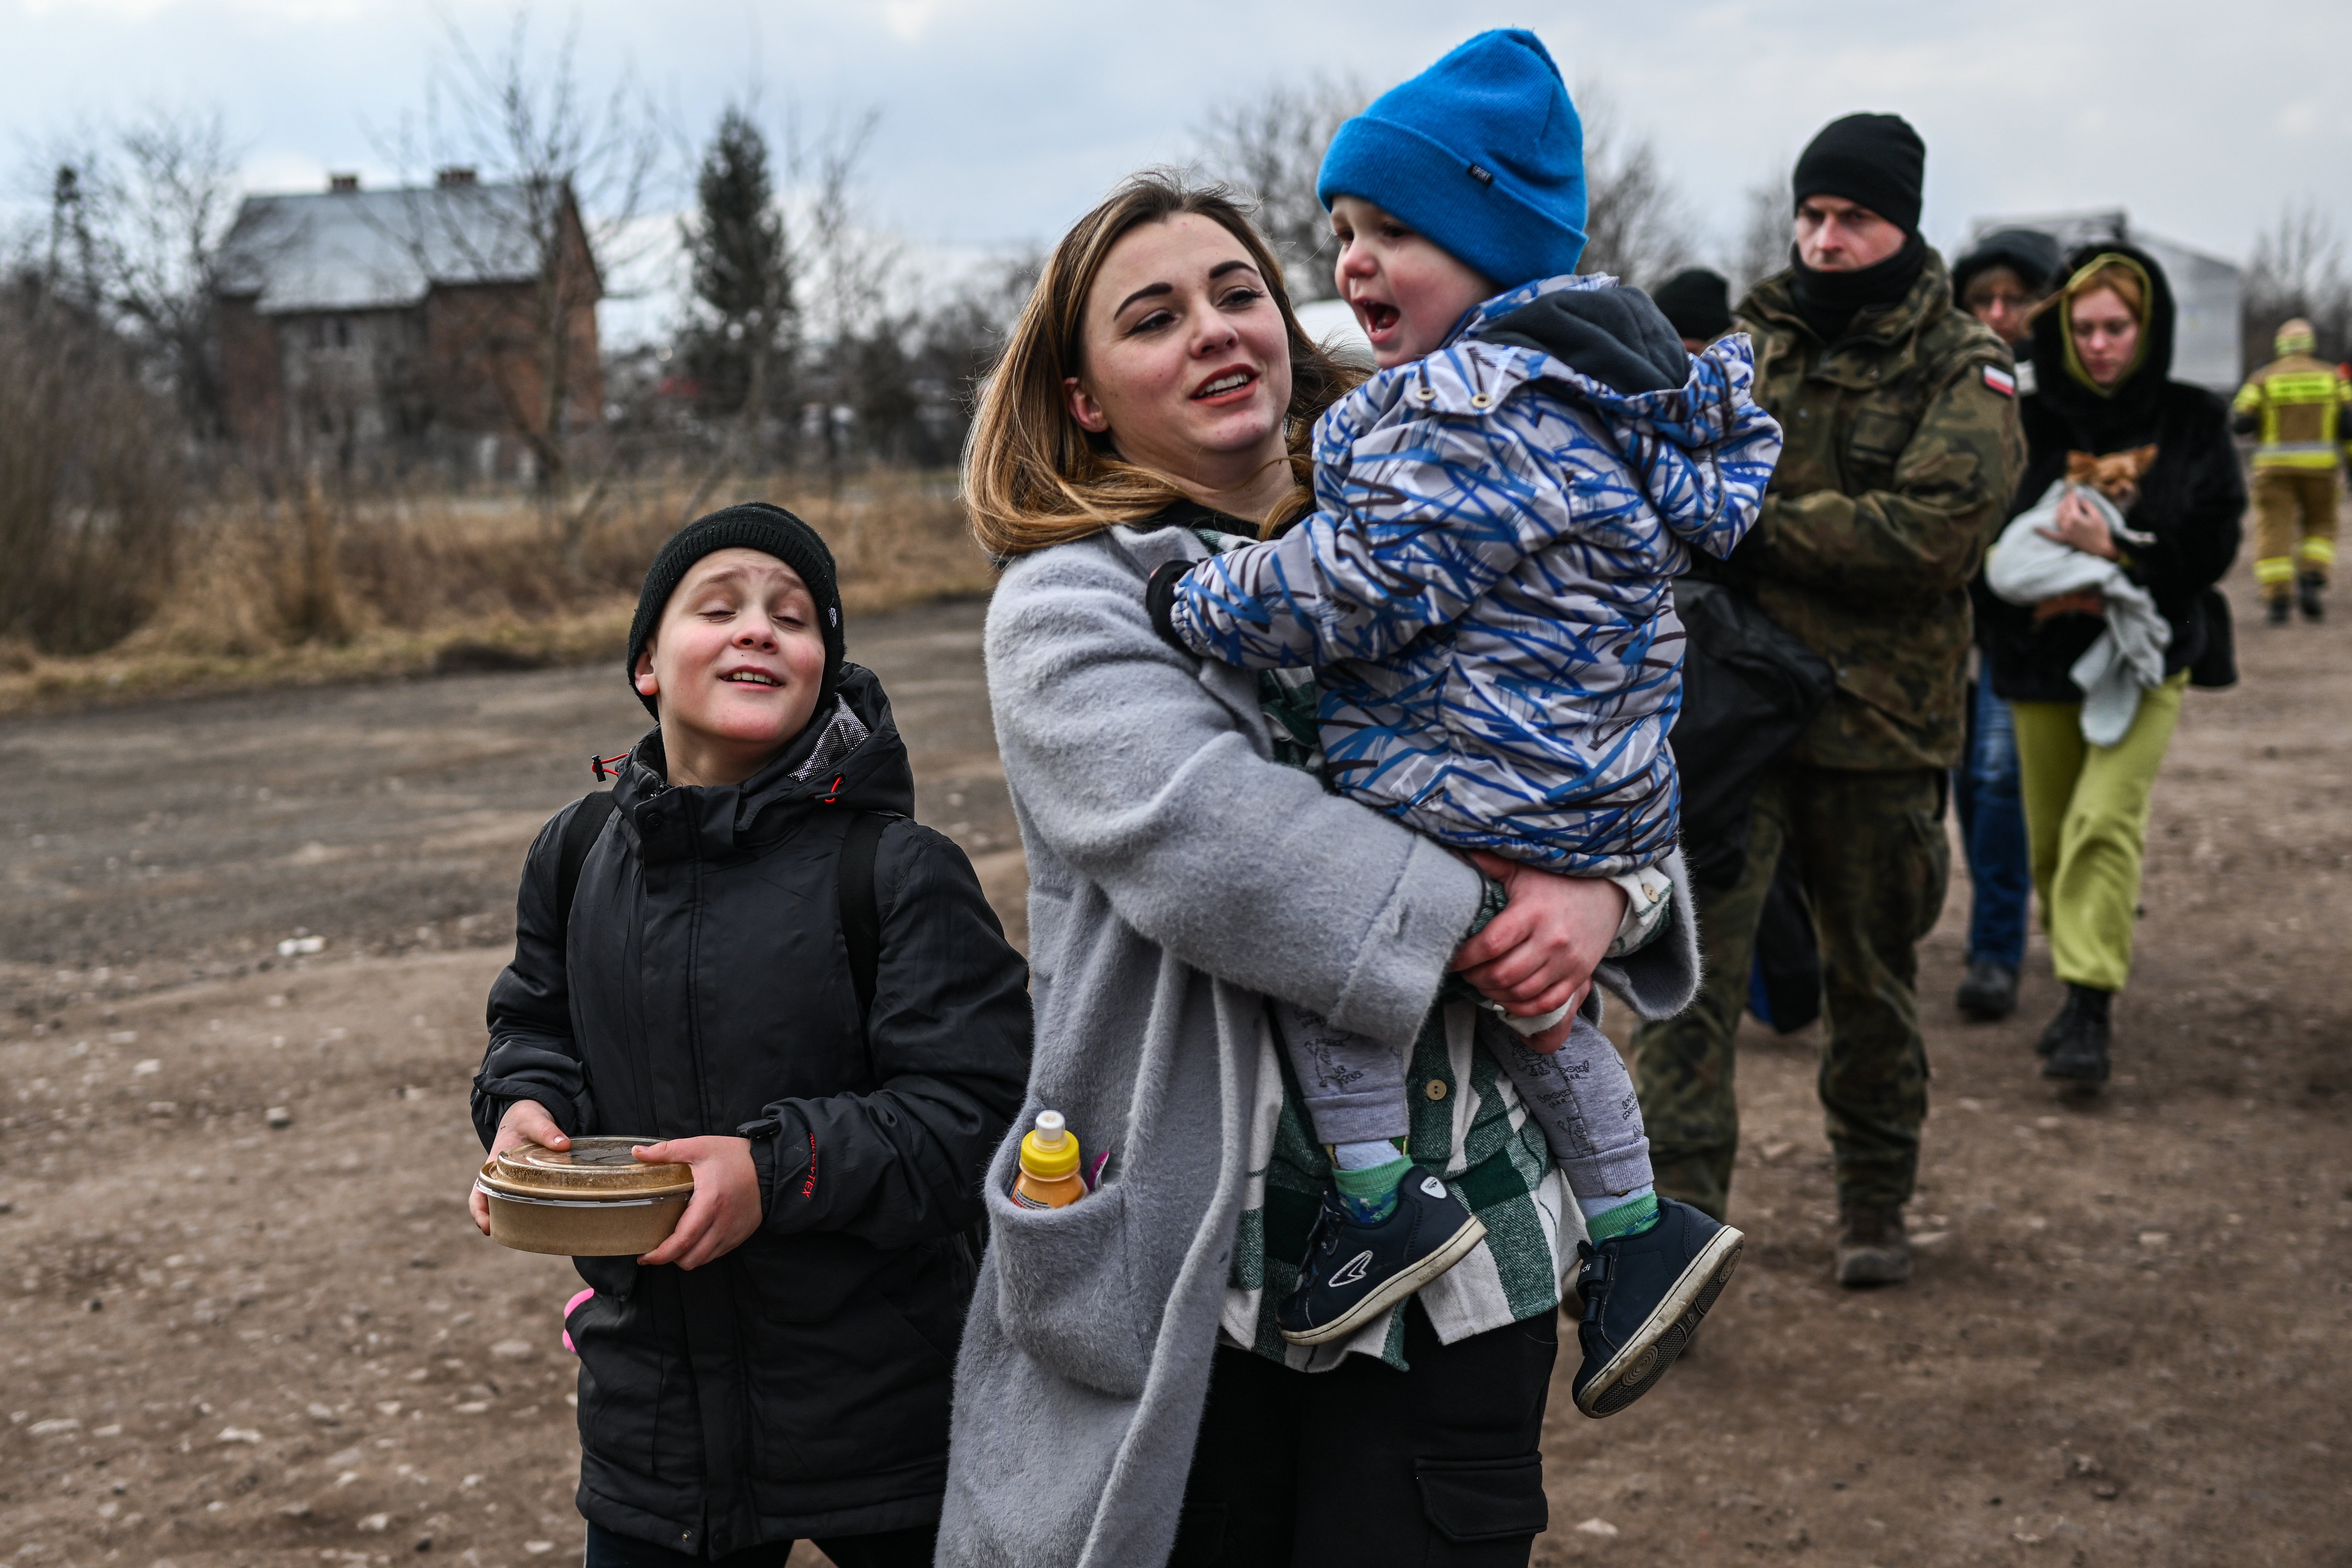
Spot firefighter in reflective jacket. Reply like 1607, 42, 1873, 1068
2232, 317, 2352, 622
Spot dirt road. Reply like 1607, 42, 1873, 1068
4, 582, 2347, 1567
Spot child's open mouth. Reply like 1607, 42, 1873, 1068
1355, 300, 1401, 337
722, 671, 782, 687
1192, 368, 1257, 402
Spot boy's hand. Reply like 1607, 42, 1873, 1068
631, 1137, 764, 1270
1451, 854, 1627, 1038
471, 1099, 569, 1235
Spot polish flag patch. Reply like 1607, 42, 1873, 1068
1982, 365, 2018, 398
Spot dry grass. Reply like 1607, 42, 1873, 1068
0, 469, 995, 717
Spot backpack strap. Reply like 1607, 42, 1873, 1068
553, 791, 619, 939
837, 812, 894, 1023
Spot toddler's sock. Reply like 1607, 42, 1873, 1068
1581, 1185, 1660, 1242
1332, 1140, 1412, 1225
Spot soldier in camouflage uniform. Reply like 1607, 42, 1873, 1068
1632, 114, 2025, 1286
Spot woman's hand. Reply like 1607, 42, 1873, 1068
2036, 486, 2121, 560
1450, 854, 1627, 1047
631, 1137, 764, 1270
470, 1099, 569, 1235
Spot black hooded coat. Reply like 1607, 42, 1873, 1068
472, 664, 1031, 1556
1977, 243, 2245, 704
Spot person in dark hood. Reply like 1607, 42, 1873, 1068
1952, 228, 2062, 375
469, 503, 1032, 1567
1652, 266, 1734, 352
1978, 248, 2243, 1087
1632, 112, 2025, 1289
1948, 227, 2063, 1023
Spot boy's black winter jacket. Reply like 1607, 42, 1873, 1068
1976, 243, 2246, 704
472, 664, 1031, 1557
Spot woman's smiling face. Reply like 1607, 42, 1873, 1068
1062, 213, 1293, 490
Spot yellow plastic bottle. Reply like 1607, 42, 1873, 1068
1011, 1110, 1087, 1209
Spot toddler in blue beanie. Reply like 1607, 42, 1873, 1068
1147, 30, 1780, 1415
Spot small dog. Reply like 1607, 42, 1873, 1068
2065, 444, 2159, 514
2030, 446, 2160, 624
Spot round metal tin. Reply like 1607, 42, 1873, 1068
483, 1137, 694, 1200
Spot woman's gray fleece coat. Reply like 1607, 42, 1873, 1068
937, 521, 1700, 1568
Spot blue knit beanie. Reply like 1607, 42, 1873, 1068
1315, 29, 1587, 290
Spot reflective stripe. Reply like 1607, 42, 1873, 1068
2266, 372, 2344, 402
2254, 444, 2342, 469
2302, 538, 2338, 566
2256, 557, 2298, 584
2233, 381, 2265, 411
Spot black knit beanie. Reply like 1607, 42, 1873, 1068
1792, 113, 1926, 235
625, 502, 844, 720
1650, 267, 1733, 342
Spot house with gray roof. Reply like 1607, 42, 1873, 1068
215, 168, 601, 480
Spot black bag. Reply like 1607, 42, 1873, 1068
1748, 850, 1822, 1034
1669, 579, 1837, 889
2186, 586, 2237, 690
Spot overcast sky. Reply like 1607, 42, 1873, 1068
9, 0, 2350, 339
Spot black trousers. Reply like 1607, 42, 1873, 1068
583, 1521, 935, 1568
1170, 1303, 1558, 1568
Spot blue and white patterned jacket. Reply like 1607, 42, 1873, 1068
1164, 273, 1783, 873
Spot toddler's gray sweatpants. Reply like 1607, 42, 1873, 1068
1274, 1002, 1653, 1200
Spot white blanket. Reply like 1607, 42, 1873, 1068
1985, 479, 2171, 746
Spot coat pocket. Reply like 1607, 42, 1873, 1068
989, 1178, 1150, 1399
1415, 1454, 1549, 1550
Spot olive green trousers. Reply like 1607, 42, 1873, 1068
2010, 671, 2186, 994
1632, 765, 1948, 1219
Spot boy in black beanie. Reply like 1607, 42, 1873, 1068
472, 502, 1032, 1566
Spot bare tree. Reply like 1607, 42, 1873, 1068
787, 110, 900, 492
386, 11, 666, 545
1573, 83, 1697, 288
1724, 174, 1793, 302
2244, 201, 2352, 366
0, 269, 186, 654
27, 109, 243, 444
1195, 77, 1367, 302
101, 108, 243, 443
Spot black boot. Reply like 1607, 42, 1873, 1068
2041, 983, 2112, 1085
1834, 1200, 1912, 1288
2299, 572, 2326, 622
2268, 595, 2293, 625
1956, 958, 2019, 1021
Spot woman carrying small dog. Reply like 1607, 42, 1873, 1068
1977, 246, 2243, 1085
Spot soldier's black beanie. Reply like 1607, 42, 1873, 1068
626, 502, 844, 720
1651, 267, 1733, 342
1792, 113, 1926, 235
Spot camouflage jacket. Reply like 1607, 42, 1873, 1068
1733, 251, 2025, 771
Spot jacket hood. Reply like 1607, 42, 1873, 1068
2028, 241, 2177, 449
1477, 277, 1688, 394
1953, 226, 2063, 297
610, 662, 915, 862
1452, 273, 1774, 526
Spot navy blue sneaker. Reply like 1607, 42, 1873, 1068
1276, 1166, 1487, 1347
1571, 1197, 1743, 1417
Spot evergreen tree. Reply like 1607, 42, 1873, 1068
679, 107, 791, 435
